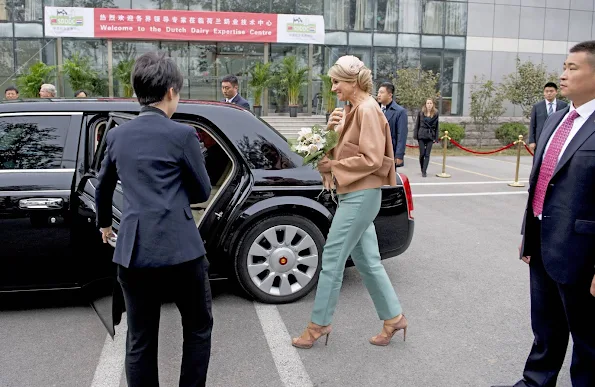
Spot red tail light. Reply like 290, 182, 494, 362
398, 173, 414, 219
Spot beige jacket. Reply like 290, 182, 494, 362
323, 95, 397, 194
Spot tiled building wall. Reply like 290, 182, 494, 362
464, 0, 595, 116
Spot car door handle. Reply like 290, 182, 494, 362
100, 229, 118, 248
108, 231, 117, 248
19, 198, 63, 210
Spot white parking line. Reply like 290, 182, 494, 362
254, 302, 313, 387
410, 181, 528, 186
413, 191, 528, 197
91, 316, 127, 387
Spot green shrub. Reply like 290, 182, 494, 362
439, 122, 465, 148
495, 122, 528, 146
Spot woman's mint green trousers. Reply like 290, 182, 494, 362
311, 188, 402, 326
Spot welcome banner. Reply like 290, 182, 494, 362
44, 7, 325, 44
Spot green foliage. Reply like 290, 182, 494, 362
114, 59, 135, 98
319, 74, 336, 114
62, 53, 101, 95
439, 122, 465, 148
278, 55, 310, 106
501, 58, 559, 118
393, 67, 440, 117
495, 122, 528, 146
470, 76, 505, 147
248, 62, 271, 107
16, 62, 56, 98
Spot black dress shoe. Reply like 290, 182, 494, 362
422, 171, 427, 177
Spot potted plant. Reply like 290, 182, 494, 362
319, 74, 336, 122
16, 62, 56, 98
114, 58, 135, 98
279, 55, 309, 117
248, 62, 271, 117
62, 53, 100, 96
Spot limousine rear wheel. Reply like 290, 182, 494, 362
234, 215, 325, 304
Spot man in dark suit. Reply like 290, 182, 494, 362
494, 41, 595, 387
377, 82, 408, 167
221, 74, 250, 110
528, 82, 568, 151
95, 52, 213, 387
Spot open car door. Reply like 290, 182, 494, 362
79, 112, 135, 338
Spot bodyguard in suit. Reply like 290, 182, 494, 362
495, 41, 595, 387
528, 82, 568, 151
95, 52, 213, 387
377, 82, 408, 167
221, 74, 250, 110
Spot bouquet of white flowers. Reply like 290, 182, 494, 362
291, 124, 339, 169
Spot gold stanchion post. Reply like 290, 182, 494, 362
508, 134, 525, 187
436, 130, 451, 178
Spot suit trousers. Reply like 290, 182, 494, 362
311, 188, 402, 326
520, 221, 595, 387
117, 257, 213, 387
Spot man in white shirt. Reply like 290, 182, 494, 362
528, 82, 568, 151
494, 40, 595, 387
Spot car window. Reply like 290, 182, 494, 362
0, 115, 70, 170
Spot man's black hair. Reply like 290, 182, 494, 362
5, 86, 18, 94
132, 51, 184, 106
221, 75, 239, 87
379, 81, 394, 96
74, 89, 87, 97
569, 40, 595, 68
544, 82, 558, 90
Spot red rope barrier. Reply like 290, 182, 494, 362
449, 139, 516, 155
405, 144, 419, 148
524, 144, 534, 156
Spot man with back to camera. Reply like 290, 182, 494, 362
377, 81, 408, 167
528, 82, 568, 151
220, 74, 250, 110
493, 40, 595, 387
95, 51, 213, 387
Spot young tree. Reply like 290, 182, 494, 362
16, 62, 56, 98
470, 76, 505, 148
393, 67, 440, 118
501, 58, 559, 118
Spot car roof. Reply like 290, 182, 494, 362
0, 98, 299, 170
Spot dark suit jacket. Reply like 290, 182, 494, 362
95, 107, 212, 268
382, 101, 408, 160
521, 106, 595, 284
223, 94, 250, 110
529, 99, 568, 145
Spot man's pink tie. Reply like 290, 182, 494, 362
532, 110, 579, 217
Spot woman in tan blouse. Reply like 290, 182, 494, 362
292, 55, 407, 349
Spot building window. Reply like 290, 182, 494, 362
1, 0, 42, 22
297, 0, 323, 15
325, 0, 349, 30
445, 2, 466, 36
397, 47, 420, 69
374, 47, 397, 84
272, 0, 294, 14
422, 1, 444, 35
218, 0, 269, 13
376, 0, 397, 32
350, 0, 374, 31
399, 0, 421, 34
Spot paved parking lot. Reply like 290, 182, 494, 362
0, 155, 573, 387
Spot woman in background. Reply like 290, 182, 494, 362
413, 98, 439, 177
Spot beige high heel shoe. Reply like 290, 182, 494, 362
291, 323, 332, 349
369, 314, 408, 346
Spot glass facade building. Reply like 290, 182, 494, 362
0, 0, 468, 115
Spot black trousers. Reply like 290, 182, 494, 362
418, 139, 433, 173
117, 257, 213, 387
520, 222, 595, 387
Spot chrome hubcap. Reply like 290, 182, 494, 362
247, 224, 319, 297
